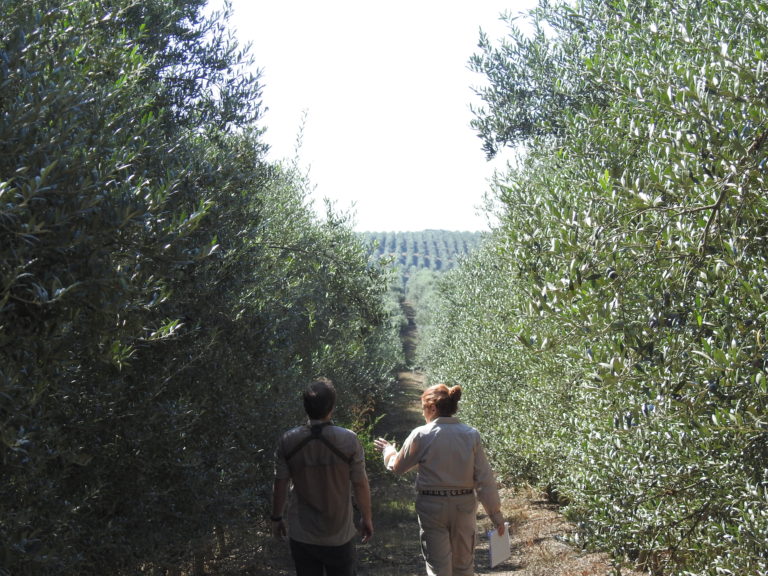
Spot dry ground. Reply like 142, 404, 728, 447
192, 371, 645, 576
359, 371, 645, 576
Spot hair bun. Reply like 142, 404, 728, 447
448, 385, 462, 403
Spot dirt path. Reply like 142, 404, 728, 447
363, 371, 644, 576
359, 370, 426, 576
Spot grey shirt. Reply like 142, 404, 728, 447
387, 416, 503, 524
275, 420, 367, 546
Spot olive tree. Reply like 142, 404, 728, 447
424, 0, 768, 573
0, 1, 400, 573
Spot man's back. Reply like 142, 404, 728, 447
271, 378, 373, 576
276, 423, 365, 545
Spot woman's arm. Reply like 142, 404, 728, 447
473, 433, 505, 533
374, 437, 397, 469
374, 431, 420, 474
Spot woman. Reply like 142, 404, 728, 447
374, 383, 505, 576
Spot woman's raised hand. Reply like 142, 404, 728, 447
373, 437, 391, 453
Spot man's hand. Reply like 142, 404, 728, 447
352, 474, 374, 544
271, 478, 290, 541
360, 517, 374, 544
271, 518, 287, 541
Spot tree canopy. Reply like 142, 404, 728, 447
421, 0, 768, 574
0, 1, 401, 573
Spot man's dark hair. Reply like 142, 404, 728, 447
303, 377, 336, 420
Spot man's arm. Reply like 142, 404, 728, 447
352, 474, 373, 543
271, 477, 290, 541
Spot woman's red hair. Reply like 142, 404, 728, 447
422, 383, 462, 417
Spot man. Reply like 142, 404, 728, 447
271, 378, 373, 576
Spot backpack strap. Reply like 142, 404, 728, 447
283, 422, 354, 465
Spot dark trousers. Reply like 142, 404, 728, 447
289, 537, 356, 576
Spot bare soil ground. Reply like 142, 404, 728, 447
361, 371, 645, 576
193, 371, 645, 575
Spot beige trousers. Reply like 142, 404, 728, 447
415, 493, 478, 576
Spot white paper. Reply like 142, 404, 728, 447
488, 522, 511, 568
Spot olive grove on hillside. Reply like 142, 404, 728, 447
0, 1, 401, 573
421, 0, 768, 574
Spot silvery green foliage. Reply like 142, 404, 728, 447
424, 0, 768, 573
0, 1, 400, 573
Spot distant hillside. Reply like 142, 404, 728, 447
360, 230, 485, 285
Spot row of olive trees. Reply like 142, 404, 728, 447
0, 1, 401, 574
362, 230, 484, 283
420, 0, 767, 574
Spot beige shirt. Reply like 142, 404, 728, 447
275, 421, 367, 546
387, 417, 503, 524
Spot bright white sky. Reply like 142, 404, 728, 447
223, 1, 535, 231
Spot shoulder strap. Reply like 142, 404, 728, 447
282, 431, 315, 462
318, 431, 355, 465
284, 422, 354, 465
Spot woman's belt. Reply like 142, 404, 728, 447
419, 488, 474, 496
